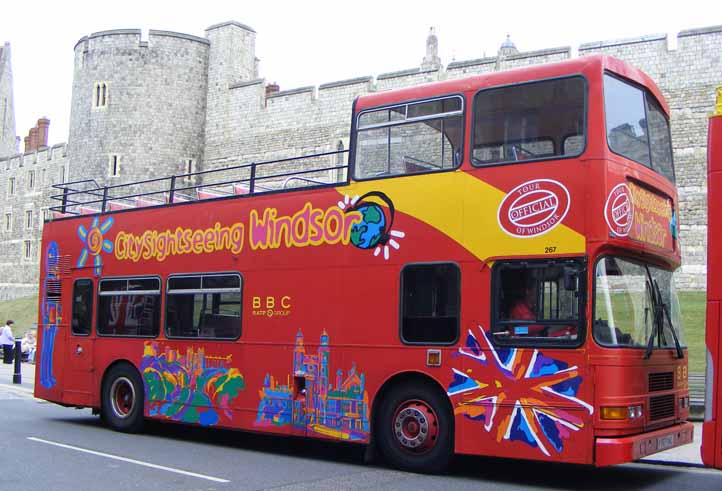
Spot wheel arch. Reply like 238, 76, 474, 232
370, 370, 454, 440
99, 359, 142, 406
99, 358, 146, 432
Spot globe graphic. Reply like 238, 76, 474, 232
350, 203, 386, 249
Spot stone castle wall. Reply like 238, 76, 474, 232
0, 144, 68, 300
0, 22, 720, 300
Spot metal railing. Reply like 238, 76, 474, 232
50, 150, 349, 217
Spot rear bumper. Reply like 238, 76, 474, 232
595, 422, 694, 467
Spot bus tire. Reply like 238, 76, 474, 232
376, 382, 453, 473
101, 364, 144, 433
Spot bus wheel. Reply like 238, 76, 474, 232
101, 364, 144, 433
376, 383, 452, 473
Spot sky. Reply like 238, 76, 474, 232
0, 0, 718, 148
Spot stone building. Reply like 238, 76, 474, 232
69, 29, 211, 188
0, 21, 720, 300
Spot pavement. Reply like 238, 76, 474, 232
0, 358, 35, 397
0, 361, 705, 467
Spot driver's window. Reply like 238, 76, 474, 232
492, 260, 584, 346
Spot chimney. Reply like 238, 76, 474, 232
37, 118, 50, 148
29, 127, 38, 151
24, 136, 31, 153
265, 82, 280, 97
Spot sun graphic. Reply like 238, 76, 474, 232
77, 216, 114, 275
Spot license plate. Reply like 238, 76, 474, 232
657, 434, 675, 451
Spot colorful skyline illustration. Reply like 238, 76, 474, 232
141, 342, 245, 426
256, 330, 369, 441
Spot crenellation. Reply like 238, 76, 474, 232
318, 76, 373, 91
447, 57, 497, 71
267, 86, 316, 99
148, 30, 210, 46
579, 34, 668, 52
230, 79, 264, 90
679, 25, 722, 38
505, 46, 571, 62
498, 51, 570, 70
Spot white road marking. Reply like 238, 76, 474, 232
27, 437, 230, 483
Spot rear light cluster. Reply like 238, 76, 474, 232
601, 405, 643, 420
679, 396, 690, 409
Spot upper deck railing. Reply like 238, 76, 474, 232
50, 150, 349, 218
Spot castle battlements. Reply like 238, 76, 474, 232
74, 28, 210, 53
0, 143, 67, 171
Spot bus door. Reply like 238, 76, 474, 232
62, 278, 95, 407
703, 87, 722, 469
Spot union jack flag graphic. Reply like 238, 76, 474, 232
447, 325, 593, 456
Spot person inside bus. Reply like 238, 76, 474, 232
503, 273, 577, 339
504, 275, 546, 337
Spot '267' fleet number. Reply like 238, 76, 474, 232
544, 246, 557, 254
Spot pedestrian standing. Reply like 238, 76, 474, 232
1, 320, 15, 364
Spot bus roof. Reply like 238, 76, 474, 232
354, 54, 669, 116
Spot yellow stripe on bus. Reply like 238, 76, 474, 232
343, 171, 585, 260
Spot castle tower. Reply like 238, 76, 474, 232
421, 27, 441, 70
68, 29, 210, 189
203, 21, 258, 156
0, 42, 17, 158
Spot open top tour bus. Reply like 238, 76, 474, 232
35, 54, 691, 472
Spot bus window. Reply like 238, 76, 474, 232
593, 256, 685, 349
71, 279, 93, 336
354, 96, 464, 180
166, 273, 242, 340
97, 277, 161, 337
472, 77, 586, 166
492, 260, 584, 345
646, 96, 674, 182
400, 263, 459, 344
604, 74, 675, 183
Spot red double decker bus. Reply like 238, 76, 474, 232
703, 86, 722, 470
35, 54, 692, 472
